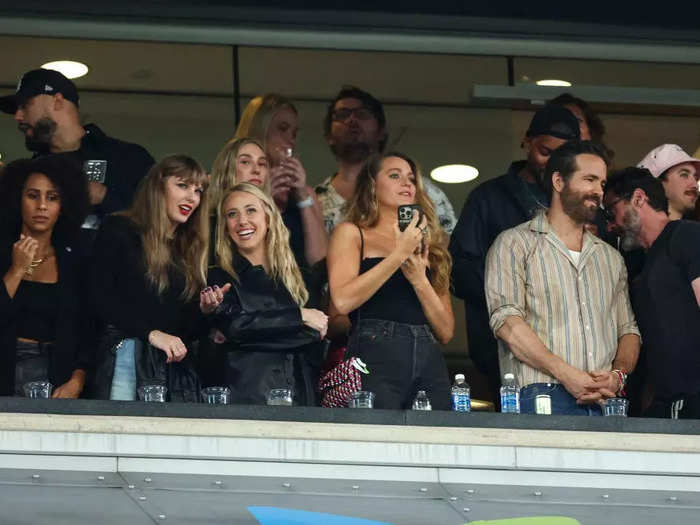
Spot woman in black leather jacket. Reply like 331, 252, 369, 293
200, 182, 328, 405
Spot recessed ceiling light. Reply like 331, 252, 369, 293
41, 60, 89, 79
536, 79, 572, 87
430, 164, 479, 184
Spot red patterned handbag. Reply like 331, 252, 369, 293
318, 357, 369, 408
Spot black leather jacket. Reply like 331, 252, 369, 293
202, 259, 322, 405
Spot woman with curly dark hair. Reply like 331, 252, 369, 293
0, 155, 90, 397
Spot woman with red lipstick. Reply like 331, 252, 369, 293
199, 182, 328, 405
89, 155, 209, 400
327, 152, 454, 409
0, 156, 90, 397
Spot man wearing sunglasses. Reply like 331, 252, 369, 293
316, 85, 456, 234
603, 167, 700, 419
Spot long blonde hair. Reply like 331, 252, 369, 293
121, 154, 209, 300
345, 152, 452, 295
234, 94, 298, 147
215, 182, 308, 306
209, 137, 268, 212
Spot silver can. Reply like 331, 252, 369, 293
535, 394, 552, 415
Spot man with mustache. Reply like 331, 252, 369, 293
485, 140, 641, 415
637, 144, 700, 221
604, 167, 700, 419
449, 105, 581, 407
0, 68, 154, 229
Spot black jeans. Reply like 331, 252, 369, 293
346, 319, 451, 410
14, 341, 52, 396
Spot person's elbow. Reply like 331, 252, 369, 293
330, 291, 353, 316
437, 325, 454, 345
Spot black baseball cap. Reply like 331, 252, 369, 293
0, 68, 80, 114
526, 104, 580, 140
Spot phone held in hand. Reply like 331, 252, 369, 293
83, 159, 107, 184
398, 204, 423, 232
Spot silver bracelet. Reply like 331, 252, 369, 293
296, 195, 314, 209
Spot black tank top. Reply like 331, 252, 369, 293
349, 226, 428, 326
14, 280, 60, 342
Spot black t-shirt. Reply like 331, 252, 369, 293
631, 220, 700, 401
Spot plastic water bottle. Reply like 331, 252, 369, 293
451, 374, 471, 412
412, 390, 432, 411
500, 373, 520, 414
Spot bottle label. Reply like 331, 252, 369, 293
451, 393, 471, 412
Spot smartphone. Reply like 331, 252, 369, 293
398, 204, 423, 232
83, 159, 107, 184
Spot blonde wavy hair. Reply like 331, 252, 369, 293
234, 93, 298, 147
120, 154, 209, 300
215, 182, 308, 306
209, 137, 269, 212
345, 152, 452, 295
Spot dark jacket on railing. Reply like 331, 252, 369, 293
0, 233, 92, 396
202, 260, 322, 406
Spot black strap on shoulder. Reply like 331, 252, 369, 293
357, 224, 364, 261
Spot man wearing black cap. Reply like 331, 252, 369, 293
0, 68, 154, 228
449, 105, 581, 407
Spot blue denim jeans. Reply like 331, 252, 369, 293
109, 338, 141, 400
520, 383, 602, 416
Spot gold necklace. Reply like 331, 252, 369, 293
25, 256, 47, 277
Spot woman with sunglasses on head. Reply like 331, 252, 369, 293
89, 155, 209, 400
327, 152, 454, 410
0, 156, 90, 397
200, 182, 327, 405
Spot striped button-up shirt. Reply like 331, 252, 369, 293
485, 212, 640, 387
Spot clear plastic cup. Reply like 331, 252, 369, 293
348, 391, 375, 409
201, 386, 231, 405
604, 397, 628, 416
137, 384, 167, 402
23, 381, 53, 399
266, 388, 293, 406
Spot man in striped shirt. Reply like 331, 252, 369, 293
485, 140, 641, 415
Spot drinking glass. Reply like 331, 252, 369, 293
23, 381, 53, 399
604, 397, 628, 416
348, 391, 375, 409
137, 384, 167, 402
266, 388, 293, 406
201, 386, 231, 405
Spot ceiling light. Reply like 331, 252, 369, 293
430, 164, 479, 184
41, 60, 89, 79
536, 79, 572, 87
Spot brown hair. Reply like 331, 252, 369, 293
120, 155, 209, 300
345, 152, 452, 295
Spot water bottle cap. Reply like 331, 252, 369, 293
455, 374, 465, 381
504, 373, 514, 380
417, 390, 427, 395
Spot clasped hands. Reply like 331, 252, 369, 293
563, 367, 621, 405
